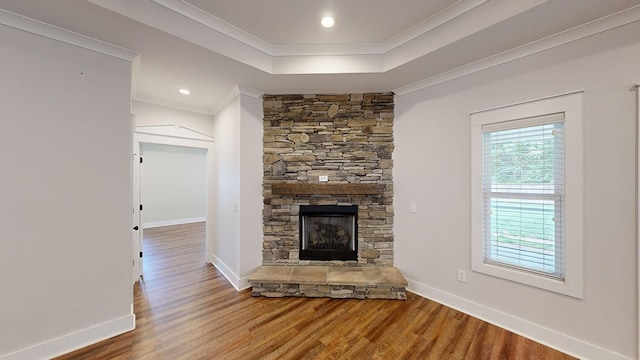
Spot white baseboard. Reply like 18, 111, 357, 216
210, 255, 251, 291
238, 276, 251, 291
406, 278, 631, 360
143, 217, 205, 229
0, 314, 135, 360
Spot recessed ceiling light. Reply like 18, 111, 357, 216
178, 89, 191, 95
321, 16, 334, 28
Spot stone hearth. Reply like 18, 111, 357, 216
248, 266, 407, 299
252, 92, 406, 299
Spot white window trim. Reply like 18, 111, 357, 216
470, 91, 584, 299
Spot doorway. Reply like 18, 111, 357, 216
132, 125, 214, 282
141, 143, 207, 228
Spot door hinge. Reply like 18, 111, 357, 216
140, 157, 143, 163
140, 204, 143, 211
140, 251, 143, 258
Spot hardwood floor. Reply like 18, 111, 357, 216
56, 222, 575, 359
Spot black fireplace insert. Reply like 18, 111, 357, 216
299, 205, 358, 261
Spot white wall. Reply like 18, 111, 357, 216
209, 92, 263, 289
394, 21, 640, 359
141, 143, 207, 227
211, 96, 242, 285
0, 24, 133, 359
239, 94, 264, 282
133, 100, 213, 135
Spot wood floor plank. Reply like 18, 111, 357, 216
55, 222, 576, 360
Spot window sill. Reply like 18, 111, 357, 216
472, 261, 583, 299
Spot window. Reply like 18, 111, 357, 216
483, 115, 564, 278
471, 92, 583, 298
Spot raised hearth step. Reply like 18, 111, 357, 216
248, 265, 407, 300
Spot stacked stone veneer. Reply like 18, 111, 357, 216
251, 283, 407, 299
262, 93, 394, 267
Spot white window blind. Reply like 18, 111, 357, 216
482, 113, 564, 279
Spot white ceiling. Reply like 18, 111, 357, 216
185, 0, 460, 46
1, 0, 639, 114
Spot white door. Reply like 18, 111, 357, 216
132, 149, 143, 282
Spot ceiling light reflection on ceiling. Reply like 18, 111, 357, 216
178, 89, 191, 95
321, 16, 334, 28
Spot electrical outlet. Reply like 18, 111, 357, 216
319, 175, 328, 182
457, 269, 467, 283
409, 202, 417, 213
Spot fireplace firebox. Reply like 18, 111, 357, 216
299, 205, 358, 261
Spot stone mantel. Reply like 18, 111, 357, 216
271, 183, 386, 195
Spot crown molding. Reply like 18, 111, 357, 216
382, 0, 488, 53
211, 85, 263, 115
154, 0, 487, 58
88, 0, 547, 75
0, 8, 137, 61
86, 0, 638, 81
88, 0, 274, 73
394, 4, 640, 96
383, 0, 547, 72
238, 85, 264, 99
152, 0, 272, 55
269, 0, 489, 57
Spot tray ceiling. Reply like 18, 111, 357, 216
1, 0, 639, 114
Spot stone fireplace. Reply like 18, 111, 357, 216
249, 93, 406, 299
